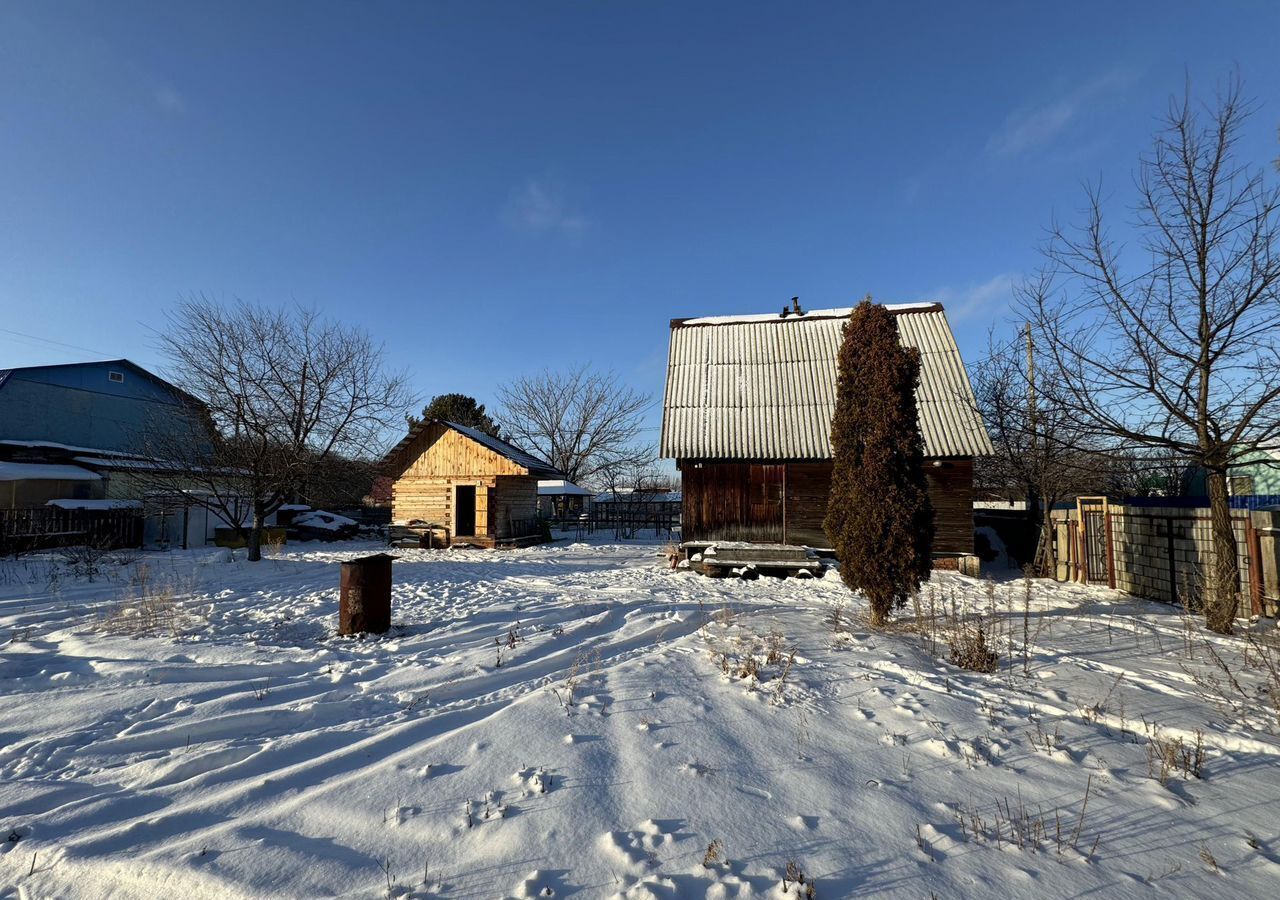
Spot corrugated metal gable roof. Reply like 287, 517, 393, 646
661, 305, 993, 460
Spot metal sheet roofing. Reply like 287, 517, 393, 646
660, 304, 993, 460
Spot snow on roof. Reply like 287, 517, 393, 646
0, 441, 203, 474
294, 510, 358, 530
0, 461, 103, 482
537, 479, 594, 496
0, 439, 135, 457
679, 303, 940, 326
72, 456, 162, 471
46, 499, 142, 510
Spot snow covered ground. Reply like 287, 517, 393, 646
2, 537, 1278, 899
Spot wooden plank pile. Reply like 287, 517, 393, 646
682, 541, 825, 579
388, 523, 449, 549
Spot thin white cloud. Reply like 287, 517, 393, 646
927, 272, 1019, 321
154, 85, 186, 114
987, 68, 1137, 158
502, 179, 588, 235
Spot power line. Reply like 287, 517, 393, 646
0, 327, 113, 358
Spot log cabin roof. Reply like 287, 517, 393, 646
382, 419, 565, 479
661, 303, 994, 460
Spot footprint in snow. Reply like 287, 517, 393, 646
600, 819, 688, 874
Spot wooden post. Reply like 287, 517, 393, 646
1077, 518, 1088, 582
781, 463, 788, 545
1247, 518, 1264, 617
1067, 520, 1078, 581
1063, 520, 1070, 580
1104, 508, 1116, 589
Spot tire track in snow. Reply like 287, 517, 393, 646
44, 598, 706, 860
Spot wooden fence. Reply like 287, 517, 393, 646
0, 507, 144, 556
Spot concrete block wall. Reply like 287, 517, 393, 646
1051, 504, 1273, 616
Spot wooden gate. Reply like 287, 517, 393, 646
1076, 497, 1114, 586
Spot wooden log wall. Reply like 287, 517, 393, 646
391, 475, 495, 536
491, 476, 538, 537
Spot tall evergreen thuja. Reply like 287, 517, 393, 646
824, 299, 934, 626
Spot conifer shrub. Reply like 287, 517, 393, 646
824, 298, 934, 626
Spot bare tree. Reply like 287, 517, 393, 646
972, 323, 1119, 573
1024, 78, 1280, 633
141, 298, 413, 560
1106, 447, 1191, 498
496, 366, 652, 486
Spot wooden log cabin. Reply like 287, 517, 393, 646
661, 302, 993, 557
381, 420, 565, 548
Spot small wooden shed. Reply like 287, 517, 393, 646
381, 420, 564, 548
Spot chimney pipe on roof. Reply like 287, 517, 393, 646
792, 296, 802, 315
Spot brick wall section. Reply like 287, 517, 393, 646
1051, 504, 1279, 617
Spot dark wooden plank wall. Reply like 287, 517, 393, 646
680, 458, 975, 554
926, 459, 976, 554
783, 462, 833, 548
680, 463, 784, 542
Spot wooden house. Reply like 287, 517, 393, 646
660, 302, 993, 556
382, 420, 564, 548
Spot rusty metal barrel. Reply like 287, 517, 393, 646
338, 553, 398, 635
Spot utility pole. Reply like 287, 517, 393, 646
1025, 323, 1049, 574
1025, 323, 1038, 458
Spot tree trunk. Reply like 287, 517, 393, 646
1204, 469, 1239, 635
247, 507, 265, 562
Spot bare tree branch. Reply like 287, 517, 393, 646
496, 366, 652, 487
136, 297, 414, 560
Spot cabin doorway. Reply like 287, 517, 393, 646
455, 484, 477, 536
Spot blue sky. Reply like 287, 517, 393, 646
2, 1, 1279, 451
